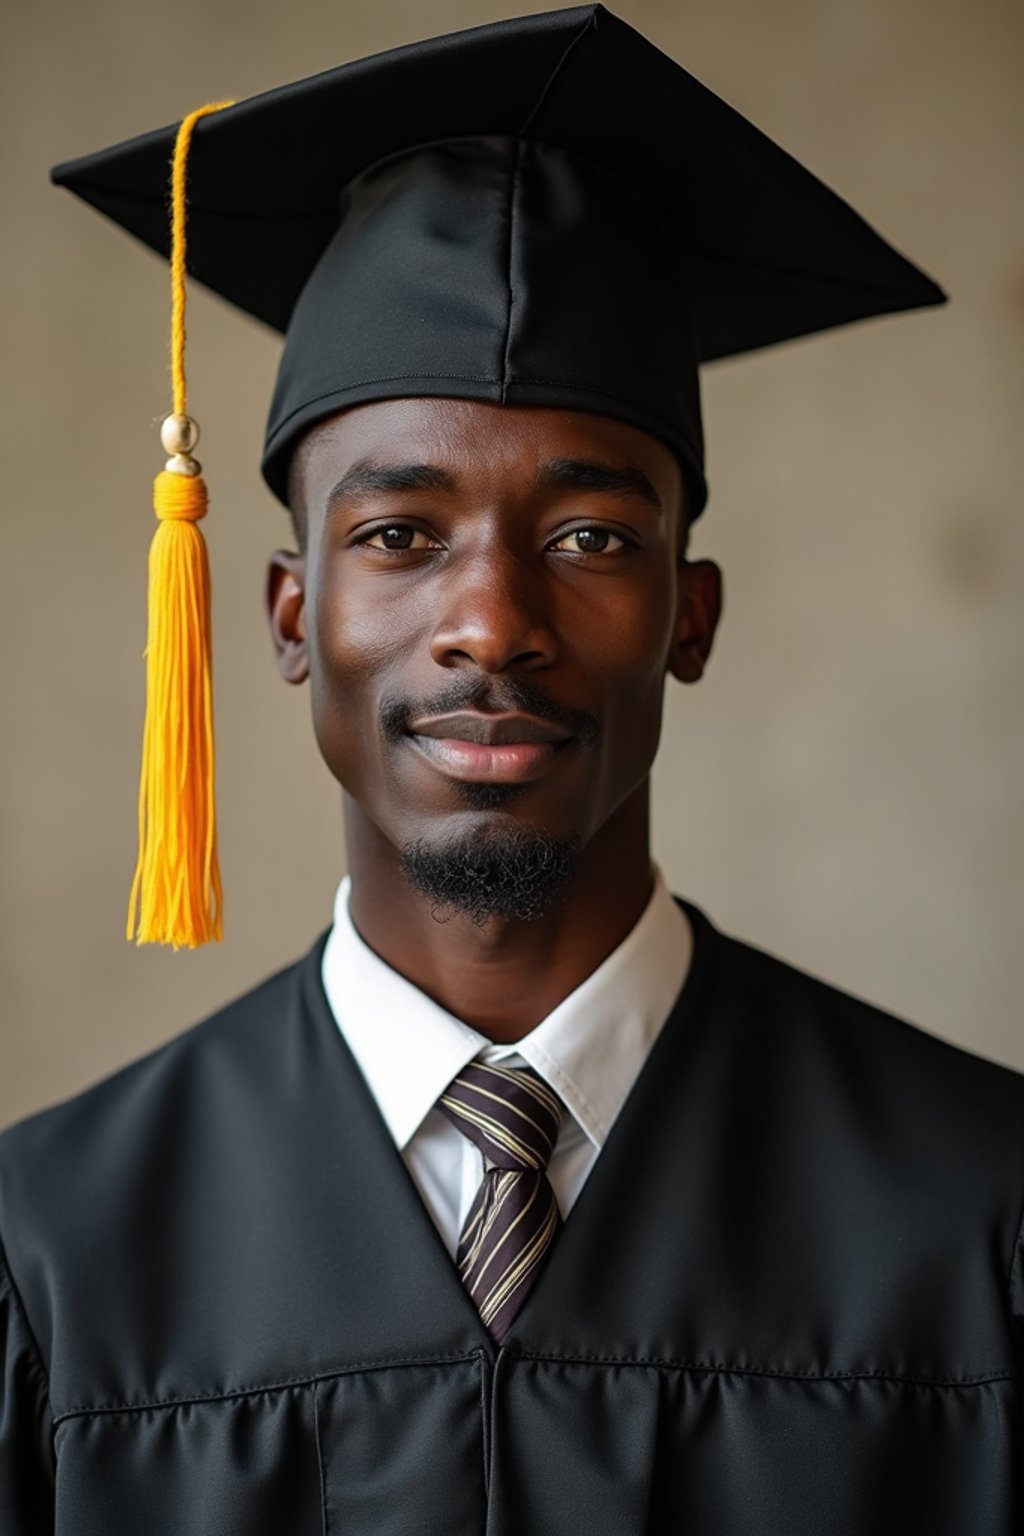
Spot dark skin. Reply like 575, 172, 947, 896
267, 398, 722, 1042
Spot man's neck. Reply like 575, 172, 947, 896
342, 789, 654, 1042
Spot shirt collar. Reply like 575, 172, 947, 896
320, 862, 691, 1153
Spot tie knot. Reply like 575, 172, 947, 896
438, 1060, 563, 1171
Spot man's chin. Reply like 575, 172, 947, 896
398, 821, 583, 927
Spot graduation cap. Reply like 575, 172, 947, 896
50, 3, 945, 950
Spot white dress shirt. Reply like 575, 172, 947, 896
320, 862, 692, 1259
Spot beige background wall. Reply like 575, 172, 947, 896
2, 0, 1022, 1128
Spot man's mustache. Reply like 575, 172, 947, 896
379, 679, 599, 749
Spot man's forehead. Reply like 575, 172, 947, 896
293, 398, 683, 508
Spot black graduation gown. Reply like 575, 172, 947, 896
2, 897, 1023, 1534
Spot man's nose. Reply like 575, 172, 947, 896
428, 543, 558, 673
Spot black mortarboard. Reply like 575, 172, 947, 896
52, 2, 944, 525
49, 4, 946, 949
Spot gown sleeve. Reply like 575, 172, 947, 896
1011, 1188, 1024, 1493
0, 1237, 54, 1535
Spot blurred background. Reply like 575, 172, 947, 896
2, 0, 1022, 1127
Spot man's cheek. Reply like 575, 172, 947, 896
319, 603, 426, 676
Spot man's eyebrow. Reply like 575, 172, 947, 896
536, 458, 663, 512
325, 461, 458, 513
323, 456, 663, 514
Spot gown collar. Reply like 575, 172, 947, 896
320, 863, 693, 1154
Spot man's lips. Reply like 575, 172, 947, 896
404, 716, 574, 783
405, 711, 573, 747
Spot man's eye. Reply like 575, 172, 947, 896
355, 524, 630, 556
549, 526, 629, 555
357, 524, 438, 553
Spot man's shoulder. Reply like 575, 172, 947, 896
693, 899, 1024, 1135
0, 935, 326, 1213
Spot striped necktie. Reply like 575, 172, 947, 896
437, 1060, 565, 1343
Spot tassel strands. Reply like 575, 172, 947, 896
126, 99, 234, 947
127, 467, 220, 946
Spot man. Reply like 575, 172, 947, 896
2, 7, 1022, 1533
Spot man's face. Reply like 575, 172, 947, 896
267, 397, 720, 918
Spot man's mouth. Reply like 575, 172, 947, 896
402, 709, 575, 783
406, 711, 573, 747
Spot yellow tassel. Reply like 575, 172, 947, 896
126, 100, 233, 948
126, 470, 222, 946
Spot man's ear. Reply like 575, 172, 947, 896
266, 551, 309, 684
667, 558, 723, 684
